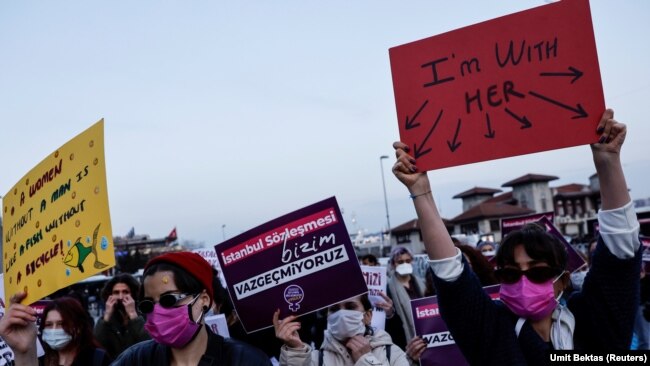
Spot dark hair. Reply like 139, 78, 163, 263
211, 268, 228, 307
359, 293, 372, 311
140, 262, 206, 301
360, 254, 378, 265
101, 273, 140, 302
496, 223, 567, 271
39, 297, 99, 355
456, 244, 498, 286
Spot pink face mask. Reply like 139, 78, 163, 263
144, 295, 203, 348
499, 276, 560, 321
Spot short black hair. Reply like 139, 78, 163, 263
360, 254, 378, 265
496, 223, 567, 271
141, 262, 205, 300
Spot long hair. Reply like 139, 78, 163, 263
39, 297, 99, 365
456, 244, 498, 286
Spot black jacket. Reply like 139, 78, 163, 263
111, 325, 271, 366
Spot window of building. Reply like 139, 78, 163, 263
396, 233, 411, 244
460, 223, 479, 234
490, 219, 500, 231
520, 195, 528, 209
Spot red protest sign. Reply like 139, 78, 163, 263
389, 0, 604, 171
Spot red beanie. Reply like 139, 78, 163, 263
145, 251, 214, 301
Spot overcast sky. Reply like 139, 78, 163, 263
1, 1, 648, 246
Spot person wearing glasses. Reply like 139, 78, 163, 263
391, 109, 640, 363
111, 251, 271, 365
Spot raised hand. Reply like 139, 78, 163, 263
0, 292, 37, 355
122, 294, 138, 320
405, 336, 427, 362
273, 309, 303, 348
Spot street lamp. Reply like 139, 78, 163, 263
379, 155, 391, 254
221, 224, 226, 241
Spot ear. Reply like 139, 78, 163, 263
363, 309, 373, 326
198, 290, 211, 310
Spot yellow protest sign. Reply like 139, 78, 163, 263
3, 120, 115, 304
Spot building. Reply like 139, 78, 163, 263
113, 229, 180, 274
389, 218, 454, 255
388, 171, 614, 251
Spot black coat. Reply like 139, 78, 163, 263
111, 325, 270, 366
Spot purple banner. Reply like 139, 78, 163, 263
500, 212, 554, 236
536, 216, 586, 273
214, 197, 367, 333
499, 212, 585, 273
411, 285, 500, 366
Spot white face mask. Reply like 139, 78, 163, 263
570, 270, 587, 290
481, 250, 496, 257
327, 309, 366, 341
395, 263, 413, 276
42, 328, 72, 350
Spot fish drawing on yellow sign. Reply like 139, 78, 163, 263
64, 224, 108, 273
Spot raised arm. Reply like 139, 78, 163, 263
0, 292, 38, 366
392, 142, 456, 260
591, 109, 630, 210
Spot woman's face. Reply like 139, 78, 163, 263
393, 253, 412, 267
142, 270, 207, 321
44, 310, 64, 330
328, 296, 371, 326
480, 244, 495, 253
506, 245, 567, 296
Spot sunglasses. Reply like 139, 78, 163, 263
138, 293, 196, 314
494, 266, 562, 284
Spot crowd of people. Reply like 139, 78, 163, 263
0, 109, 645, 365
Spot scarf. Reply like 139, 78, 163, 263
515, 303, 575, 350
387, 273, 424, 342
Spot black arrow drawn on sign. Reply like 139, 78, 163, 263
529, 91, 588, 119
447, 119, 462, 152
484, 113, 495, 139
540, 66, 583, 84
405, 100, 429, 130
413, 109, 443, 159
504, 108, 532, 129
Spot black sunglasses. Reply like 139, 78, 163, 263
138, 293, 196, 314
494, 266, 562, 284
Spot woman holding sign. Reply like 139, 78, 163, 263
273, 293, 409, 365
1, 252, 271, 366
391, 109, 640, 363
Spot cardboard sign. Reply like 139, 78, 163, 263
3, 121, 115, 304
501, 212, 554, 236
214, 197, 367, 333
205, 313, 230, 338
390, 0, 604, 170
361, 265, 387, 330
192, 247, 226, 287
501, 213, 585, 273
411, 285, 500, 366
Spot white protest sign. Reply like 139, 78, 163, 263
361, 265, 387, 330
